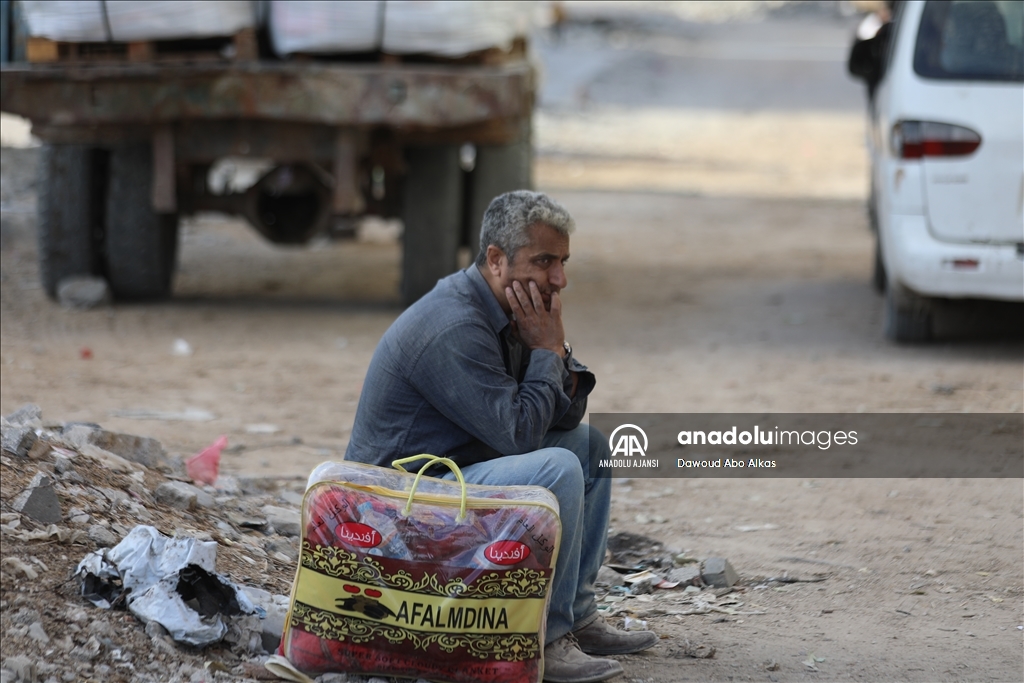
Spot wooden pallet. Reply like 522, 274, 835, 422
26, 28, 257, 64
290, 36, 528, 67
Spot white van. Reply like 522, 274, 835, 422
850, 0, 1023, 341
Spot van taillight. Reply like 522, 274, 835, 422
891, 121, 981, 159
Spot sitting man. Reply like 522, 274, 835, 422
345, 190, 657, 682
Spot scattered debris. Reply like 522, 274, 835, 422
779, 555, 859, 569
669, 639, 716, 659
1, 424, 37, 458
171, 338, 194, 357
802, 653, 826, 670
701, 557, 739, 588
763, 574, 829, 584
56, 275, 112, 309
262, 505, 301, 537
87, 524, 119, 548
596, 564, 627, 587
667, 565, 703, 587
0, 406, 841, 681
1, 556, 39, 580
110, 407, 217, 422
12, 472, 62, 524
2, 655, 36, 682
63, 424, 168, 469
606, 530, 673, 568
734, 523, 779, 532
154, 481, 203, 511
1, 405, 42, 458
4, 404, 43, 426
623, 616, 648, 631
0, 406, 298, 682
76, 525, 258, 647
27, 621, 49, 644
245, 424, 282, 435
186, 435, 227, 485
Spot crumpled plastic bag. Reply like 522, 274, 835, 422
186, 435, 226, 485
75, 525, 257, 646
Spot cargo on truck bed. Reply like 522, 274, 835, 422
0, 0, 537, 304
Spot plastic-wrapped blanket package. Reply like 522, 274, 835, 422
277, 456, 561, 683
21, 1, 256, 43
269, 0, 535, 57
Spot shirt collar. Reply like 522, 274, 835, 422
466, 265, 512, 335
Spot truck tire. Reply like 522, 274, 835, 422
465, 134, 534, 261
871, 235, 886, 294
883, 281, 932, 343
37, 144, 100, 299
104, 144, 178, 301
401, 145, 463, 306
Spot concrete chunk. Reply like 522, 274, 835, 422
1, 425, 36, 457
27, 622, 50, 645
701, 557, 739, 588
2, 656, 36, 683
4, 404, 42, 426
154, 481, 200, 510
596, 565, 626, 587
262, 505, 301, 538
87, 525, 118, 548
13, 473, 62, 524
57, 275, 111, 309
63, 425, 166, 469
240, 586, 290, 653
668, 565, 704, 587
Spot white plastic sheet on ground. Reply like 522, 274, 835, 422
75, 525, 258, 647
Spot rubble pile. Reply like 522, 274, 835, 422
2, 404, 756, 682
0, 405, 301, 683
594, 531, 752, 637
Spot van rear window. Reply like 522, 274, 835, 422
914, 0, 1024, 81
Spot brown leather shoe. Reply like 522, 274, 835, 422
572, 614, 658, 656
543, 633, 624, 683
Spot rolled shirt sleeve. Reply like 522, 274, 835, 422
552, 354, 595, 431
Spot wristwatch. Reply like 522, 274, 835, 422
562, 341, 572, 365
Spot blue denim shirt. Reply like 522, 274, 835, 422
345, 265, 596, 468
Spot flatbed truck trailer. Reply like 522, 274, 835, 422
0, 39, 534, 304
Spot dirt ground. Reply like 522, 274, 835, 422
2, 121, 1023, 683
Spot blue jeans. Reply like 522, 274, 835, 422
445, 423, 612, 644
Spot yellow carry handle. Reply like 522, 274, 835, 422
391, 454, 467, 521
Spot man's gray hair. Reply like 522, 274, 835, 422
475, 190, 575, 266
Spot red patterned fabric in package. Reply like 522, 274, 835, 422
278, 456, 561, 683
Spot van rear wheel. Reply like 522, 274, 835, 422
884, 281, 932, 343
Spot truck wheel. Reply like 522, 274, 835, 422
871, 235, 886, 294
884, 281, 931, 343
104, 144, 178, 301
37, 145, 100, 299
465, 134, 533, 261
401, 145, 463, 306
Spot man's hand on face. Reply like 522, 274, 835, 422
505, 280, 566, 357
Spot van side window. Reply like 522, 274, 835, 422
914, 0, 1024, 81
